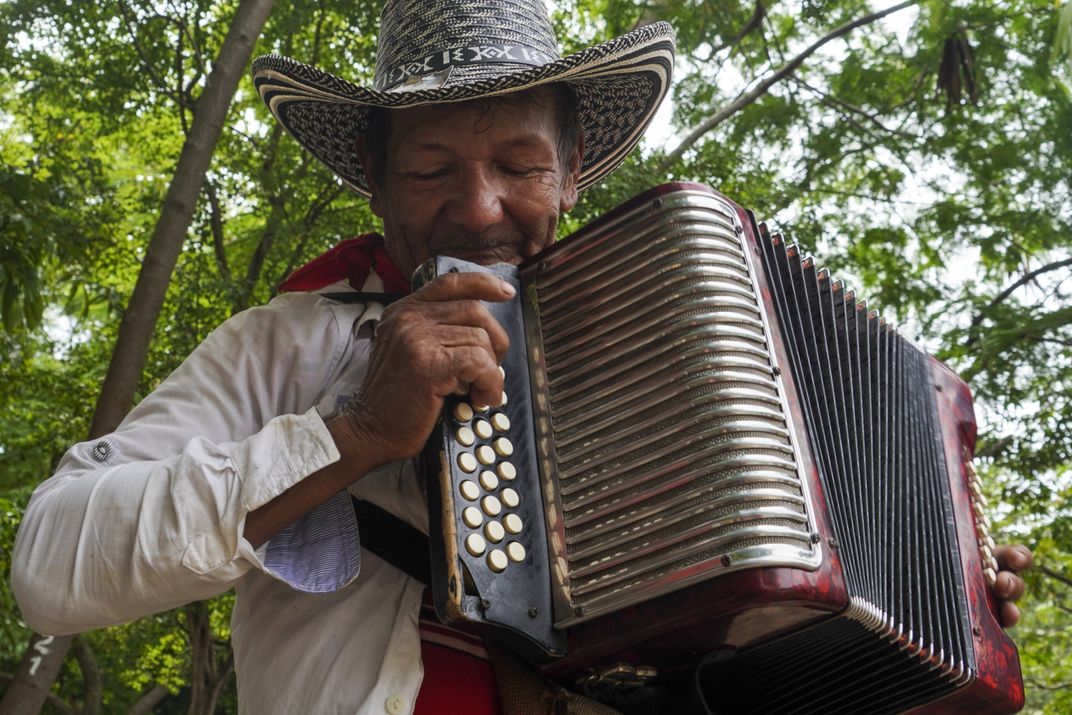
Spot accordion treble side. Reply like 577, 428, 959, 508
416, 183, 1024, 714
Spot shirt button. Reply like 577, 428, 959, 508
385, 694, 406, 714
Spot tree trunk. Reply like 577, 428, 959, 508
71, 638, 102, 715
0, 0, 275, 712
127, 684, 169, 715
184, 603, 233, 715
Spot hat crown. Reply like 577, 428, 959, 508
373, 0, 562, 91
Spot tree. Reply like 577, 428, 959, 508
0, 0, 275, 711
1, 0, 1069, 711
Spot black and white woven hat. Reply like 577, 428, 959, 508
251, 0, 675, 197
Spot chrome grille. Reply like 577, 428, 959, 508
521, 190, 821, 626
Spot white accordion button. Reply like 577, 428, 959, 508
497, 462, 517, 481
465, 533, 487, 556
476, 445, 495, 465
504, 513, 523, 534
500, 391, 508, 405
493, 438, 513, 457
473, 419, 493, 440
457, 453, 478, 473
455, 426, 475, 447
484, 520, 505, 543
459, 480, 480, 501
453, 402, 474, 422
487, 548, 508, 572
479, 470, 499, 491
491, 412, 510, 432
481, 495, 502, 517
473, 403, 490, 412
506, 542, 526, 563
462, 507, 483, 529
501, 488, 520, 509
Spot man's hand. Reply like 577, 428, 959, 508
337, 271, 515, 466
993, 544, 1033, 627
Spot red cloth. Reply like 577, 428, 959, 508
278, 233, 410, 294
415, 590, 501, 714
414, 640, 502, 715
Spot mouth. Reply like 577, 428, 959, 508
435, 242, 523, 265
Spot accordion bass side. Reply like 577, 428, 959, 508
416, 183, 1024, 714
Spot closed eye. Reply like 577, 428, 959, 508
499, 164, 550, 177
402, 168, 452, 181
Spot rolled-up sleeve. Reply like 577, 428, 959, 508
11, 291, 372, 635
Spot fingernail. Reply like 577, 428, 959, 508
501, 280, 516, 296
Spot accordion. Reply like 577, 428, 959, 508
415, 183, 1024, 714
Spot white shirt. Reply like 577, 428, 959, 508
12, 279, 431, 715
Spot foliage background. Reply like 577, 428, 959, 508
0, 0, 1069, 711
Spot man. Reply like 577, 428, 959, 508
11, 1, 1030, 713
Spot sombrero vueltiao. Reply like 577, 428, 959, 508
251, 0, 675, 197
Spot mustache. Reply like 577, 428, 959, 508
428, 229, 523, 252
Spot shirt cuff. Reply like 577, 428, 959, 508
230, 407, 341, 512
231, 407, 360, 592
260, 490, 361, 593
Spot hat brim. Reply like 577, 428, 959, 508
251, 22, 675, 196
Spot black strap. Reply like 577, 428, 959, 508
323, 291, 408, 305
351, 496, 431, 585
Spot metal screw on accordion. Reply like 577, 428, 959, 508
652, 197, 663, 209
772, 366, 782, 377
480, 598, 491, 611
973, 625, 982, 637
574, 605, 586, 617
810, 532, 821, 544
829, 537, 839, 550
720, 554, 732, 567
528, 607, 539, 619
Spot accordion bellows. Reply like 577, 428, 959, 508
417, 183, 1024, 714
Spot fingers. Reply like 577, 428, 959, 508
399, 299, 510, 362
433, 326, 506, 406
413, 271, 516, 304
345, 273, 516, 464
995, 544, 1034, 573
992, 544, 1032, 629
993, 570, 1026, 602
999, 600, 1021, 628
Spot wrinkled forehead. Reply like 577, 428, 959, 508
386, 89, 563, 153
393, 87, 562, 133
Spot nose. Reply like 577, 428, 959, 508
444, 163, 505, 233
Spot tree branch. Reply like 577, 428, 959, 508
1040, 564, 1072, 590
659, 0, 921, 172
696, 0, 766, 61
205, 180, 231, 282
117, 0, 183, 107
967, 256, 1072, 336
789, 74, 918, 139
72, 637, 102, 715
127, 684, 169, 715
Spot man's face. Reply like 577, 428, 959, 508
362, 88, 581, 276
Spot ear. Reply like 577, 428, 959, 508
356, 133, 385, 217
559, 128, 583, 213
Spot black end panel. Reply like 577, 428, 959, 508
414, 255, 565, 660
